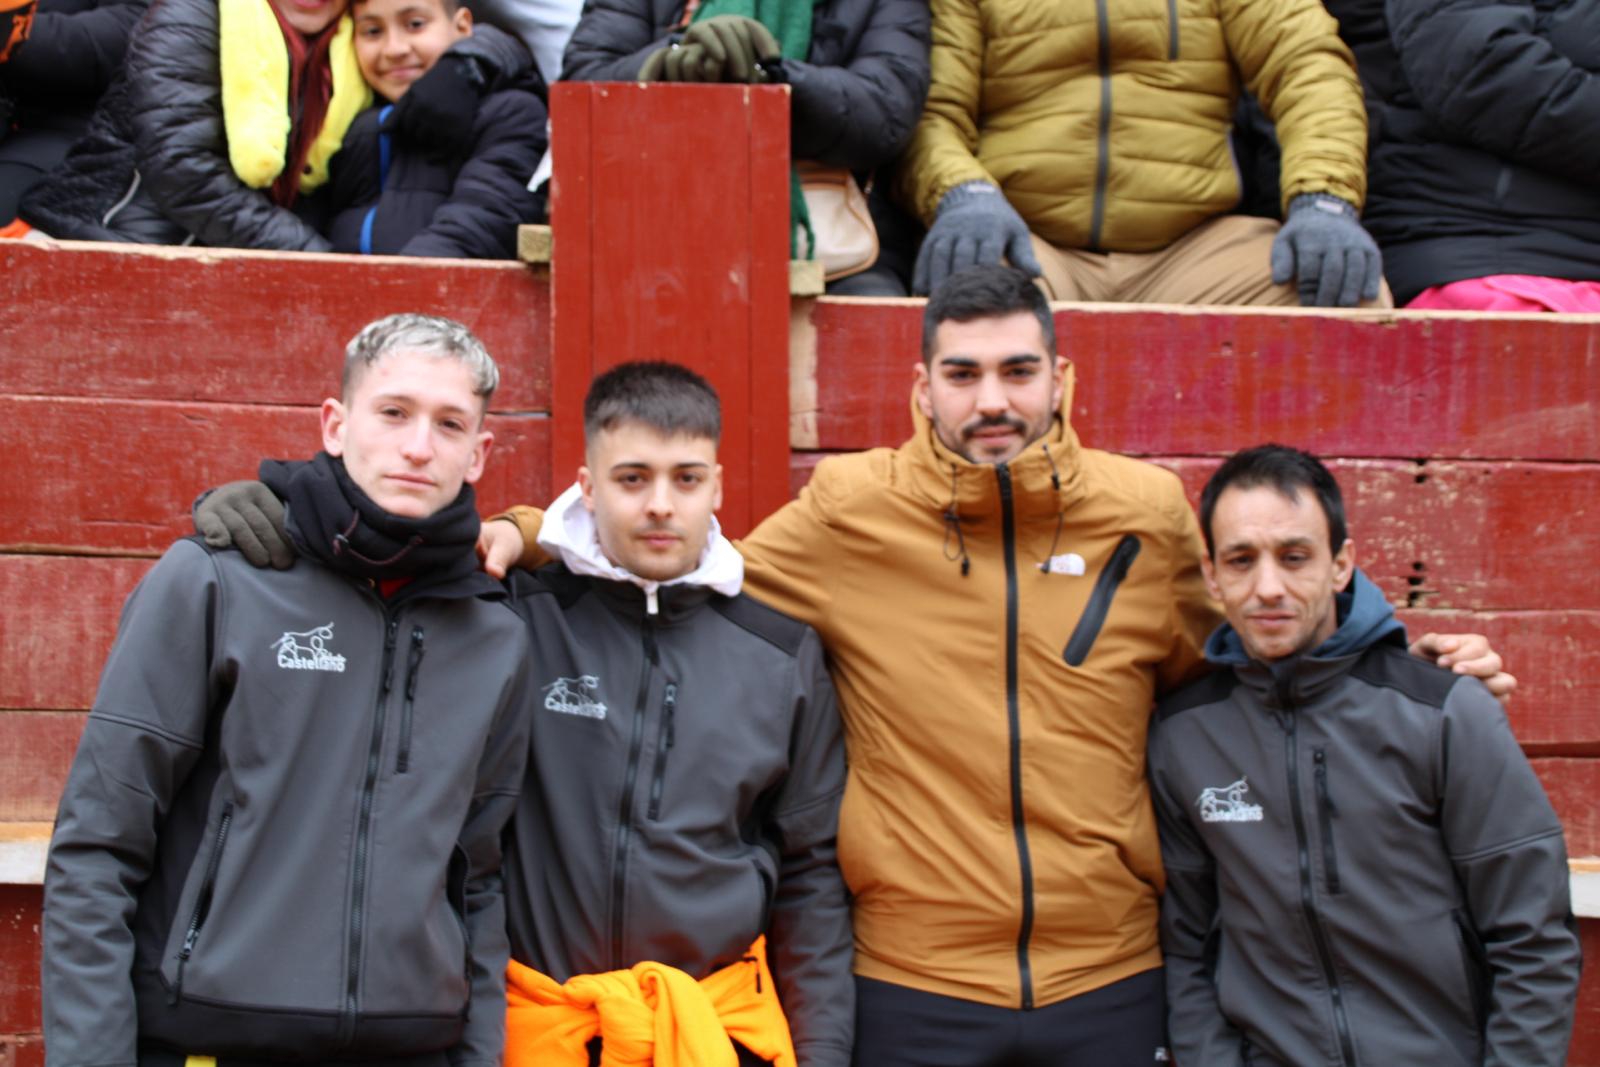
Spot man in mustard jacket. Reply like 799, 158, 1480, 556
901, 0, 1389, 308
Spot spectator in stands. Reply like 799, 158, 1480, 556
323, 0, 547, 257
1151, 444, 1580, 1064
1325, 0, 1600, 311
902, 0, 1389, 308
0, 0, 145, 226
16, 0, 524, 249
560, 0, 930, 296
42, 315, 530, 1067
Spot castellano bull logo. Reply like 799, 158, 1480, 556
1196, 777, 1264, 823
273, 624, 347, 672
543, 675, 608, 720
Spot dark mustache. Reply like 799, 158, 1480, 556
961, 414, 1028, 440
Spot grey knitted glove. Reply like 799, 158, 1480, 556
1270, 193, 1383, 308
193, 480, 296, 570
913, 181, 1042, 295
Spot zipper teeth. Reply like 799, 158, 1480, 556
347, 615, 400, 1039
612, 621, 655, 967
1285, 707, 1356, 1065
1089, 0, 1112, 251
647, 684, 678, 820
1314, 749, 1341, 894
998, 465, 1036, 1010
397, 627, 425, 774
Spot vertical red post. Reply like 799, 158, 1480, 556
548, 82, 793, 537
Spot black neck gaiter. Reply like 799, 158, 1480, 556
260, 453, 482, 585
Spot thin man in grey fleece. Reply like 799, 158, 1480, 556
1148, 445, 1580, 1067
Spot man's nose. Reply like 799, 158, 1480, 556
401, 420, 434, 462
975, 371, 1008, 415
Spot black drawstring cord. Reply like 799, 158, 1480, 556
1037, 442, 1067, 572
941, 464, 970, 577
332, 511, 425, 568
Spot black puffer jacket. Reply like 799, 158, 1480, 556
1326, 0, 1600, 304
0, 0, 146, 131
20, 0, 338, 247
560, 0, 928, 171
325, 35, 547, 259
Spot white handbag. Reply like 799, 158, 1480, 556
796, 162, 879, 282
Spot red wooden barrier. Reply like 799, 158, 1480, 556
548, 83, 793, 537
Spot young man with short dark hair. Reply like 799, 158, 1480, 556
43, 314, 531, 1067
1149, 444, 1580, 1065
499, 361, 851, 1067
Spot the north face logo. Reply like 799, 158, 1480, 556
1196, 777, 1264, 823
544, 675, 607, 720
273, 624, 347, 672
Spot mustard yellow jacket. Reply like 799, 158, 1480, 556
734, 373, 1221, 1008
898, 0, 1368, 252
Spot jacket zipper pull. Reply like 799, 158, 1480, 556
664, 683, 677, 748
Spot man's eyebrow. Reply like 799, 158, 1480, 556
1218, 534, 1318, 554
608, 460, 712, 472
936, 353, 1042, 367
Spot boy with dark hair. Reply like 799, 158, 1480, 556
499, 361, 851, 1066
324, 0, 547, 258
44, 314, 531, 1067
1150, 443, 1580, 1065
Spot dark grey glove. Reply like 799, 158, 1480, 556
381, 51, 486, 162
912, 181, 1042, 295
193, 480, 296, 570
1269, 193, 1383, 308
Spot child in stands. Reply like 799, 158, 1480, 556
323, 0, 546, 259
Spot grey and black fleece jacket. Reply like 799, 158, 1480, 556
42, 537, 531, 1067
1148, 570, 1581, 1066
503, 562, 853, 1067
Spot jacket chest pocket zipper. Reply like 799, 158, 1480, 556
397, 626, 426, 773
171, 801, 234, 1004
647, 684, 678, 821
1313, 748, 1341, 895
1062, 534, 1142, 666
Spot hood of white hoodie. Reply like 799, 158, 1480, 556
536, 482, 744, 614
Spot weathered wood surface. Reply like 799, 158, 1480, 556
0, 399, 550, 554
803, 300, 1600, 459
549, 83, 793, 536
0, 242, 551, 410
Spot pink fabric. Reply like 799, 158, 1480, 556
1406, 274, 1600, 312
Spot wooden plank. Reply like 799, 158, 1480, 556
0, 242, 551, 411
0, 885, 41, 1036
548, 83, 794, 537
1577, 918, 1600, 1067
805, 301, 1600, 458
0, 713, 88, 821
1534, 758, 1600, 859
0, 398, 550, 554
0, 558, 151, 714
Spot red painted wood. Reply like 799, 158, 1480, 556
1577, 919, 1600, 1067
0, 398, 549, 554
0, 712, 87, 820
0, 557, 151, 714
548, 83, 793, 537
807, 301, 1600, 459
1534, 759, 1600, 859
0, 886, 41, 1034
0, 243, 551, 411
1, 1034, 44, 1067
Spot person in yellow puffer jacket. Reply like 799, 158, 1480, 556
900, 0, 1392, 308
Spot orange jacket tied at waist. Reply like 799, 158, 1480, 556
505, 936, 797, 1067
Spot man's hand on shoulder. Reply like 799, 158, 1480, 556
476, 517, 524, 579
1410, 632, 1517, 702
193, 480, 295, 570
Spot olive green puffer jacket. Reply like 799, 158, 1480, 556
899, 0, 1367, 252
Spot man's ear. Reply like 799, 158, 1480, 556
321, 398, 347, 456
1332, 538, 1356, 592
712, 463, 724, 512
1051, 354, 1069, 410
913, 360, 933, 420
453, 4, 472, 34
463, 429, 493, 486
577, 465, 596, 512
1201, 553, 1221, 602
